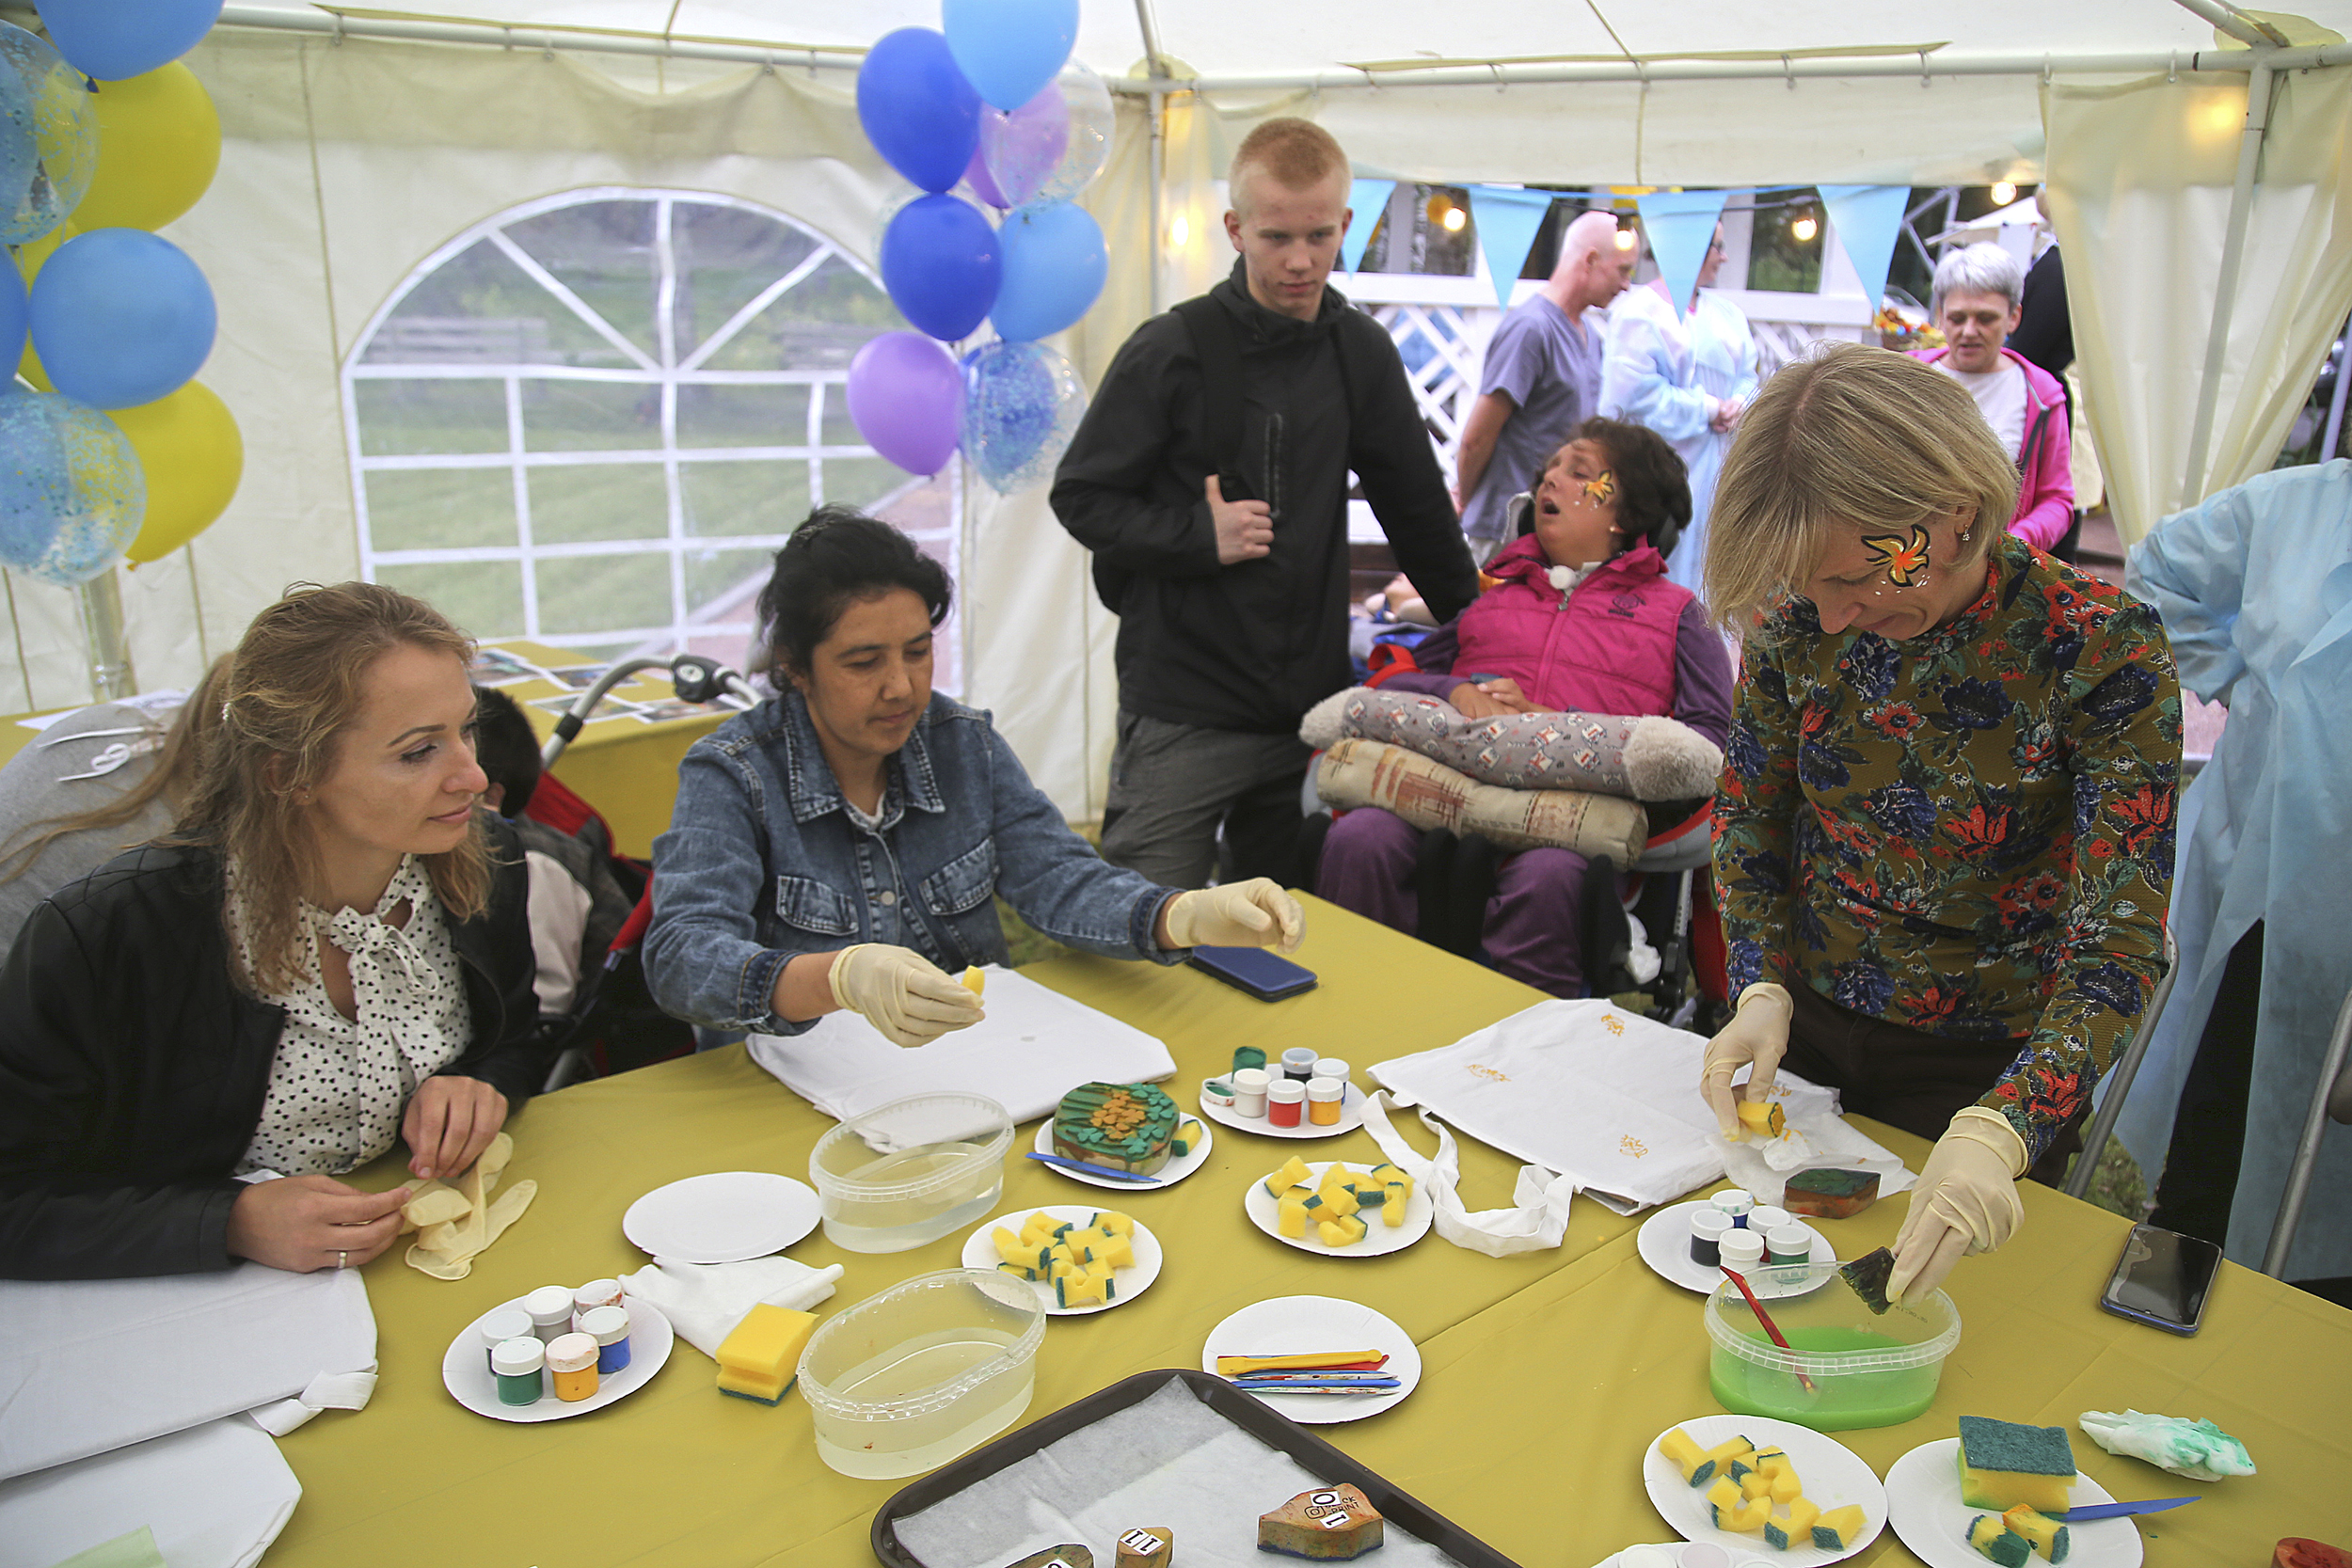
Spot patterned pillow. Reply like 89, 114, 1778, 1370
1312, 738, 1648, 863
1300, 686, 1723, 801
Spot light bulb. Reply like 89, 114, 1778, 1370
1613, 228, 1636, 250
1441, 205, 1467, 232
1168, 214, 1188, 248
1791, 214, 1818, 244
1991, 181, 2017, 205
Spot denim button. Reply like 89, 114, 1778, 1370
879, 890, 897, 907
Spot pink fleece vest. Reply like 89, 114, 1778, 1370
1452, 537, 1689, 716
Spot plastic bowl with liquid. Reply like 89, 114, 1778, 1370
809, 1092, 1013, 1253
1705, 1260, 1961, 1431
798, 1268, 1046, 1480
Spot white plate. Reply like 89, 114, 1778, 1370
1197, 1079, 1368, 1139
442, 1297, 675, 1422
1884, 1438, 2139, 1568
1200, 1294, 1421, 1425
622, 1171, 820, 1263
961, 1205, 1163, 1317
1241, 1160, 1434, 1258
1638, 1200, 1837, 1293
1031, 1116, 1214, 1190
1642, 1413, 1888, 1566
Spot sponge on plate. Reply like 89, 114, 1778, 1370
714, 1303, 818, 1404
1958, 1417, 2078, 1514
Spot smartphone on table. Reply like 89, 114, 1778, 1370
2098, 1222, 2222, 1336
1188, 944, 1317, 1001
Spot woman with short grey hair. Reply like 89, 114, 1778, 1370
1911, 241, 2074, 549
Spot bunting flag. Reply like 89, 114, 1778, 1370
1467, 185, 1555, 309
1633, 188, 1731, 319
1818, 184, 1912, 312
1341, 179, 1395, 275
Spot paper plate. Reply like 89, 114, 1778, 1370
1200, 1294, 1421, 1425
1884, 1438, 2140, 1568
443, 1297, 674, 1423
1638, 1200, 1837, 1293
1642, 1413, 1888, 1566
1030, 1117, 1214, 1190
1241, 1160, 1433, 1258
961, 1205, 1163, 1317
1197, 1079, 1368, 1139
622, 1171, 820, 1263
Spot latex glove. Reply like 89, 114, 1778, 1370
1163, 879, 1305, 953
827, 943, 984, 1048
1887, 1106, 2027, 1303
1700, 982, 1792, 1138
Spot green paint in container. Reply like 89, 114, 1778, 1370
1704, 1261, 1961, 1432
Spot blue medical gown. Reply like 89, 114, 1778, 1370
2119, 460, 2352, 1278
1597, 283, 1758, 601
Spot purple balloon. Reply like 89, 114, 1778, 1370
963, 143, 1009, 210
980, 86, 1071, 209
846, 332, 961, 477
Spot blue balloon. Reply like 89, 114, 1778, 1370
0, 23, 97, 245
0, 386, 143, 586
991, 201, 1105, 343
943, 0, 1078, 112
856, 29, 981, 195
880, 195, 1001, 342
28, 229, 216, 409
961, 340, 1086, 493
35, 0, 221, 82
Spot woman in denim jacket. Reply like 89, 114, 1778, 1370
644, 509, 1305, 1047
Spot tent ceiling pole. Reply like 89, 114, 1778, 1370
2180, 58, 2275, 508
2166, 0, 2292, 49
2321, 309, 2352, 465
1146, 86, 1165, 315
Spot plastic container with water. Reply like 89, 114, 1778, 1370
799, 1268, 1046, 1480
809, 1092, 1014, 1253
1704, 1260, 1961, 1431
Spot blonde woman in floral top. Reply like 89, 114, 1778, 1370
1697, 345, 2180, 1305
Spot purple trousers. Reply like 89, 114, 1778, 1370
1313, 806, 1591, 997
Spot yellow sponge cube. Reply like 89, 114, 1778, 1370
1089, 1227, 1136, 1269
1278, 1193, 1310, 1238
1263, 1157, 1311, 1196
715, 1304, 818, 1404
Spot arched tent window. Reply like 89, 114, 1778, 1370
345, 189, 957, 685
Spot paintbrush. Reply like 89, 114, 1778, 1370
1721, 1264, 1818, 1396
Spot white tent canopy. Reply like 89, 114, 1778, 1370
4, 1, 2351, 825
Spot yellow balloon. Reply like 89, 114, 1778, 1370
73, 63, 222, 232
12, 220, 73, 391
110, 381, 244, 564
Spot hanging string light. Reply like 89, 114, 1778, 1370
1991, 181, 2017, 205
1790, 210, 1818, 243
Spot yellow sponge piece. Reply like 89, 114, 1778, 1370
1093, 1210, 1136, 1238
1090, 1227, 1136, 1269
1278, 1193, 1310, 1238
1659, 1426, 1714, 1485
715, 1304, 818, 1404
1263, 1156, 1311, 1196
1737, 1100, 1787, 1139
1810, 1504, 1865, 1551
960, 965, 986, 994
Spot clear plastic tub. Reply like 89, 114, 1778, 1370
809, 1092, 1013, 1253
799, 1268, 1046, 1480
1705, 1260, 1962, 1431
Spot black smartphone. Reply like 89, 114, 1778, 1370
2099, 1222, 2222, 1336
1188, 944, 1318, 1001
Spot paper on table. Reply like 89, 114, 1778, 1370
0, 1418, 300, 1568
0, 1265, 375, 1481
747, 965, 1177, 1123
890, 1377, 1471, 1568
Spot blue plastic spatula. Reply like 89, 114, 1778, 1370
2058, 1497, 2201, 1522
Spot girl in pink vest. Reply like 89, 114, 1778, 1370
1316, 419, 1734, 996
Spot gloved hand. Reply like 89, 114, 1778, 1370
1700, 982, 1793, 1138
1887, 1106, 2028, 1303
1162, 879, 1305, 952
827, 943, 985, 1048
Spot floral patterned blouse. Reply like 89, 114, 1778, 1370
1713, 533, 2182, 1162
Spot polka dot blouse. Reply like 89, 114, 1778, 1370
232, 855, 472, 1178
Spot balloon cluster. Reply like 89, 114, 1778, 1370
849, 0, 1104, 494
0, 0, 239, 589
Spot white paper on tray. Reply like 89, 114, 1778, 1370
0, 1418, 300, 1568
0, 1265, 376, 1481
890, 1377, 1471, 1568
747, 965, 1177, 1123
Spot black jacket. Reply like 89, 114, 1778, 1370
0, 816, 543, 1279
1051, 261, 1478, 734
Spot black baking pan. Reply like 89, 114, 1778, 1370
869, 1367, 1521, 1567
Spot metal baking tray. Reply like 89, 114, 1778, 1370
870, 1367, 1520, 1567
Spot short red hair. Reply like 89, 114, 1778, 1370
1228, 118, 1346, 198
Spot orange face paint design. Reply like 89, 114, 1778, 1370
1861, 524, 1932, 588
1581, 470, 1616, 505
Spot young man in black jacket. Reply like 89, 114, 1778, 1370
1051, 118, 1478, 888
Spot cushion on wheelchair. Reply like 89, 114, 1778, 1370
1313, 738, 1647, 863
1299, 686, 1723, 802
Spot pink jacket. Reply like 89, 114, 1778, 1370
1908, 344, 2074, 551
1452, 535, 1690, 715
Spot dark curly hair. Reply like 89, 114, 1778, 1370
757, 506, 953, 679
1571, 416, 1692, 559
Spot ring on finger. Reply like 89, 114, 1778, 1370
337, 1250, 348, 1270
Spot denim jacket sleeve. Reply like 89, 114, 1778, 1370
642, 736, 799, 1034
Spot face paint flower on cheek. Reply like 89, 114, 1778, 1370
1581, 470, 1616, 506
1860, 523, 1933, 588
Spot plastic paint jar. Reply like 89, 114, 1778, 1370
1749, 1205, 1792, 1236
1232, 1068, 1271, 1117
1232, 1046, 1267, 1075
1711, 1189, 1756, 1228
491, 1336, 545, 1406
1718, 1230, 1766, 1272
1313, 1056, 1349, 1084
1279, 1048, 1317, 1083
1765, 1223, 1814, 1265
579, 1304, 631, 1374
523, 1285, 575, 1342
1305, 1076, 1344, 1127
546, 1332, 600, 1402
1689, 1207, 1732, 1267
1200, 1079, 1237, 1109
572, 1279, 623, 1326
1266, 1078, 1305, 1128
478, 1307, 532, 1371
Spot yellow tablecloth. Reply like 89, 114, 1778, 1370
265, 900, 2352, 1567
